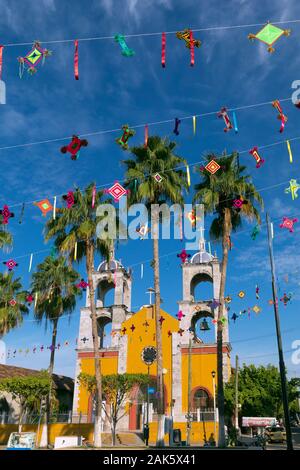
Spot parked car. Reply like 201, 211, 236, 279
264, 426, 286, 443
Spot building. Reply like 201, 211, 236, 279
73, 230, 232, 444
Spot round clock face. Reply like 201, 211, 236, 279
141, 346, 157, 365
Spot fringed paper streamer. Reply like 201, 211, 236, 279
34, 292, 38, 309
286, 140, 293, 163
74, 40, 79, 80
53, 196, 56, 220
189, 30, 195, 66
144, 124, 149, 147
74, 242, 78, 261
161, 32, 166, 68
28, 253, 33, 273
192, 116, 196, 135
92, 185, 96, 208
186, 164, 191, 187
141, 263, 144, 279
0, 46, 3, 80
19, 203, 25, 224
271, 222, 274, 239
233, 111, 238, 133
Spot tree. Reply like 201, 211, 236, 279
31, 255, 81, 443
0, 372, 51, 432
123, 135, 188, 446
79, 372, 150, 446
0, 272, 29, 337
193, 152, 263, 446
224, 364, 300, 425
44, 184, 112, 447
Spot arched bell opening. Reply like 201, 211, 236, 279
97, 278, 115, 308
190, 273, 213, 303
190, 310, 215, 343
97, 316, 112, 348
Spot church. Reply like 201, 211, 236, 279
72, 228, 232, 444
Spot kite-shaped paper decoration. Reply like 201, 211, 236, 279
279, 216, 298, 233
18, 41, 52, 77
9, 299, 17, 307
285, 179, 300, 200
280, 292, 292, 306
0, 205, 14, 225
176, 310, 185, 321
231, 313, 238, 323
161, 32, 166, 68
173, 117, 181, 135
114, 34, 135, 57
116, 125, 135, 150
61, 136, 88, 160
26, 293, 34, 305
255, 285, 260, 300
34, 199, 53, 216
3, 259, 18, 271
177, 249, 191, 264
211, 299, 220, 309
153, 173, 164, 183
286, 140, 293, 163
249, 147, 265, 168
204, 159, 221, 175
252, 305, 261, 314
272, 100, 288, 133
63, 191, 75, 208
76, 279, 89, 290
104, 182, 129, 202
232, 196, 248, 211
251, 225, 260, 240
217, 107, 233, 132
238, 291, 245, 298
225, 296, 232, 303
248, 23, 290, 53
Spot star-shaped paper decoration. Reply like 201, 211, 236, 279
205, 159, 221, 175
105, 182, 129, 202
248, 23, 291, 52
177, 249, 191, 264
34, 199, 53, 216
153, 173, 164, 183
279, 217, 298, 233
238, 291, 245, 298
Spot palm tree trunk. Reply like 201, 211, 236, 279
152, 209, 164, 447
86, 240, 102, 448
217, 207, 231, 447
44, 316, 58, 447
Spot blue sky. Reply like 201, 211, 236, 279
1, 0, 300, 379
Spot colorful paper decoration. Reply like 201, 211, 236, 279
233, 197, 248, 211
176, 29, 201, 66
61, 135, 88, 160
28, 254, 33, 273
26, 293, 34, 305
80, 337, 89, 344
76, 279, 89, 290
173, 117, 181, 135
9, 299, 17, 307
186, 164, 191, 187
248, 23, 290, 53
130, 324, 136, 332
136, 223, 150, 239
211, 299, 220, 309
279, 217, 298, 233
74, 39, 79, 80
53, 196, 57, 220
34, 199, 53, 216
225, 296, 232, 303
233, 111, 238, 133
3, 259, 18, 271
177, 249, 191, 264
63, 191, 75, 208
153, 173, 163, 183
116, 124, 135, 150
144, 124, 149, 147
192, 116, 196, 135
217, 107, 233, 132
251, 225, 260, 240
0, 205, 14, 225
104, 182, 129, 202
74, 242, 78, 261
177, 328, 185, 336
231, 313, 238, 323
280, 292, 292, 306
249, 147, 265, 168
19, 203, 25, 224
285, 179, 300, 200
252, 305, 261, 314
18, 41, 52, 77
114, 35, 135, 57
161, 32, 166, 68
205, 159, 221, 175
0, 45, 3, 81
227, 236, 233, 250
92, 185, 96, 208
286, 140, 293, 163
272, 100, 288, 133
176, 310, 185, 321
238, 291, 245, 298
255, 285, 260, 300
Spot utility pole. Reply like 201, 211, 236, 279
234, 355, 239, 430
266, 213, 293, 451
186, 338, 192, 446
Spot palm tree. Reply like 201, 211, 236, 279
193, 152, 263, 446
123, 135, 188, 446
31, 255, 81, 440
0, 272, 28, 337
0, 228, 12, 250
44, 184, 111, 448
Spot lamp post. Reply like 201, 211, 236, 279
141, 346, 157, 446
211, 370, 216, 442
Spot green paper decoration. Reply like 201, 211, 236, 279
248, 23, 290, 52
